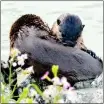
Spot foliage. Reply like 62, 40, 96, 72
1, 48, 73, 103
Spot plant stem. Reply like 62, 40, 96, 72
46, 76, 52, 82
9, 62, 12, 85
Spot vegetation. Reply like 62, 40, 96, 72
1, 48, 74, 103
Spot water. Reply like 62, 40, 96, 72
1, 1, 103, 61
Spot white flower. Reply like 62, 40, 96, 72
63, 82, 71, 90
61, 77, 71, 90
21, 54, 28, 60
12, 62, 17, 67
17, 56, 21, 60
18, 60, 24, 66
17, 56, 24, 66
17, 54, 28, 66
26, 66, 34, 73
43, 85, 58, 99
52, 77, 62, 85
61, 77, 67, 84
68, 87, 75, 91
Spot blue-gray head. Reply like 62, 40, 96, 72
59, 14, 85, 42
51, 13, 85, 43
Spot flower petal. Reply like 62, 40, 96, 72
27, 66, 34, 73
63, 82, 71, 90
52, 77, 62, 85
61, 77, 67, 84
12, 62, 17, 67
41, 71, 49, 80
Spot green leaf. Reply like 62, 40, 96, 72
1, 95, 6, 103
10, 83, 17, 98
1, 95, 9, 103
16, 87, 29, 103
26, 98, 33, 103
1, 82, 5, 91
30, 84, 43, 97
52, 65, 59, 77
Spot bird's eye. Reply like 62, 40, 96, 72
57, 19, 61, 25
